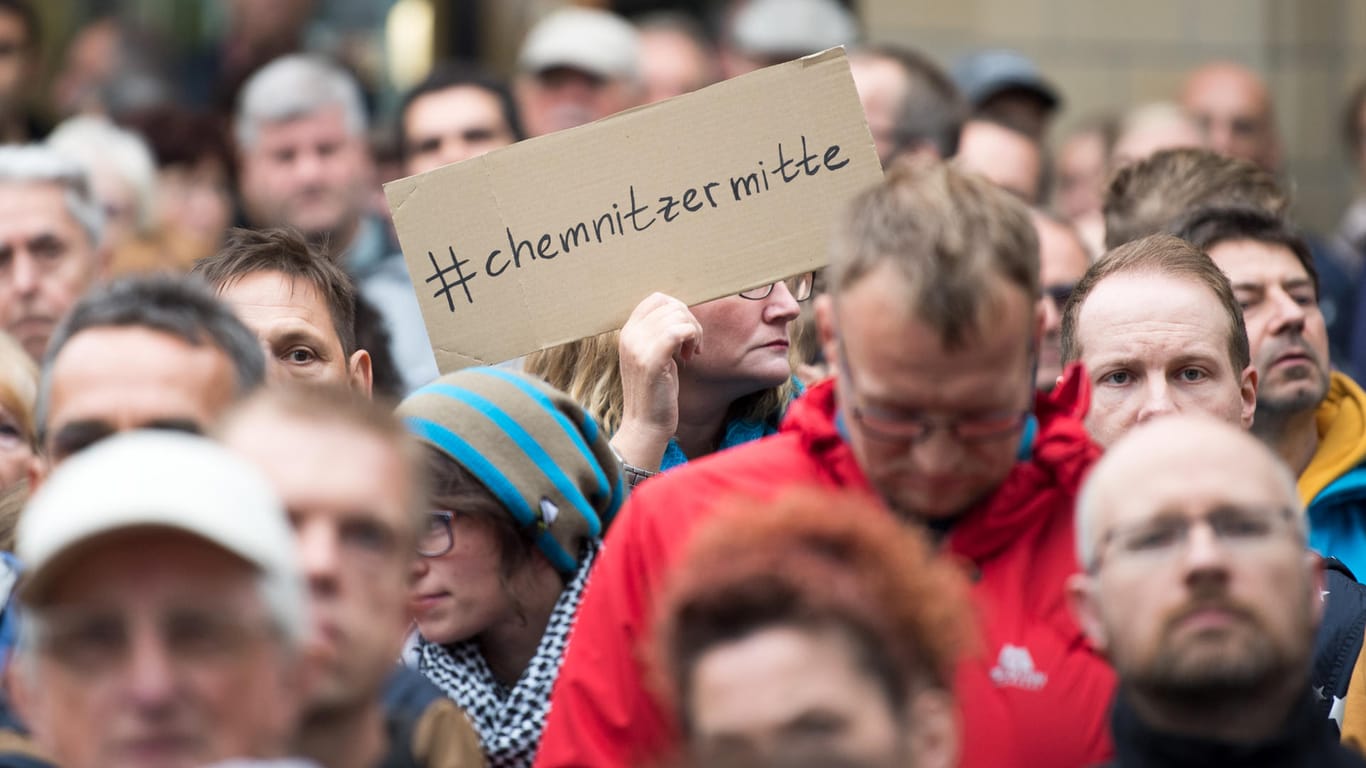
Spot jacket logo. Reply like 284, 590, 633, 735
989, 644, 1048, 691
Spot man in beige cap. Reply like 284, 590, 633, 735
8, 430, 310, 768
514, 7, 641, 138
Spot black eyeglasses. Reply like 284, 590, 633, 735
739, 272, 815, 302
1043, 282, 1076, 309
835, 335, 1033, 445
418, 511, 456, 558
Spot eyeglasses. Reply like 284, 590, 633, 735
1089, 505, 1298, 572
1043, 282, 1076, 309
739, 272, 815, 302
31, 604, 276, 676
418, 510, 456, 558
835, 337, 1032, 445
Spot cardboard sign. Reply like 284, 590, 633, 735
385, 47, 883, 370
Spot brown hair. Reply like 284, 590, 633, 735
652, 489, 975, 730
828, 158, 1038, 350
1174, 205, 1319, 298
1061, 233, 1250, 373
192, 227, 358, 355
1102, 148, 1288, 250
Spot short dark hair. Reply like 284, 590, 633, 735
193, 227, 358, 355
398, 62, 523, 158
1173, 205, 1319, 300
1102, 148, 1288, 250
855, 45, 965, 158
1061, 233, 1250, 374
37, 274, 265, 439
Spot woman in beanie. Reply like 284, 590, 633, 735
397, 367, 625, 768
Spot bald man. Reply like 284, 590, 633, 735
1068, 415, 1366, 765
1181, 62, 1281, 172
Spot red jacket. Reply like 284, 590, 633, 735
535, 367, 1115, 768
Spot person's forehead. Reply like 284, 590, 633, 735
40, 530, 260, 608
1187, 70, 1269, 116
1094, 446, 1290, 530
0, 181, 85, 236
406, 85, 507, 136
252, 105, 355, 149
225, 410, 408, 524
220, 271, 339, 336
1079, 271, 1232, 347
48, 327, 235, 425
1035, 219, 1089, 283
1206, 238, 1309, 285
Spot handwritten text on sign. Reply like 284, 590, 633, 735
424, 136, 850, 310
385, 47, 883, 371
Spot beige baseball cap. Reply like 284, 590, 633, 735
517, 7, 640, 81
16, 430, 305, 639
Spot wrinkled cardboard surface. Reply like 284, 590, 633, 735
384, 47, 882, 371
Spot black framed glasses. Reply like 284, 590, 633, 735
418, 510, 455, 558
1043, 282, 1076, 309
835, 335, 1033, 445
739, 272, 816, 302
1088, 505, 1297, 573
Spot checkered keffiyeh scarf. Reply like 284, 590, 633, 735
415, 544, 597, 768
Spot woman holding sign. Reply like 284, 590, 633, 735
526, 274, 811, 487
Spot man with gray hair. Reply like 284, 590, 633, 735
1067, 415, 1366, 766
8, 430, 312, 768
234, 53, 436, 393
0, 144, 107, 361
34, 274, 264, 470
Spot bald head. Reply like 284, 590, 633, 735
1076, 414, 1300, 570
1180, 62, 1280, 171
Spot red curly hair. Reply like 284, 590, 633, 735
651, 487, 977, 727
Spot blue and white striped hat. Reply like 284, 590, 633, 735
397, 367, 625, 574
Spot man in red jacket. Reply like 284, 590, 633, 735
535, 159, 1114, 768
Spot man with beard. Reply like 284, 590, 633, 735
1176, 207, 1366, 576
1068, 414, 1366, 767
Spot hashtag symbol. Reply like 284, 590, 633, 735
425, 247, 477, 312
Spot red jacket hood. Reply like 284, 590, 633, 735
781, 364, 1100, 564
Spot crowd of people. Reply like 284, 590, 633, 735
5, 0, 1366, 767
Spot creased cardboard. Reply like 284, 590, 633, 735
384, 47, 883, 371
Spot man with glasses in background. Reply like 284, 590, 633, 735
536, 161, 1114, 768
1068, 414, 1366, 766
1032, 208, 1091, 392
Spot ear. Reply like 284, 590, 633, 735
348, 349, 373, 399
1066, 572, 1110, 656
904, 686, 959, 768
25, 453, 46, 494
6, 652, 41, 745
1308, 549, 1326, 628
815, 294, 837, 374
1238, 364, 1258, 431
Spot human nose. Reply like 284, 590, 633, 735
1136, 376, 1176, 422
1040, 295, 1061, 335
1267, 288, 1308, 334
296, 520, 341, 597
123, 619, 178, 707
763, 280, 801, 323
1181, 519, 1232, 580
10, 251, 37, 296
907, 424, 965, 474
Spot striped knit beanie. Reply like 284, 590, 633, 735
397, 367, 625, 574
